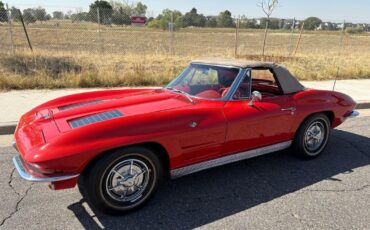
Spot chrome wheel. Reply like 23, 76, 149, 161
292, 113, 331, 159
105, 159, 151, 203
304, 121, 326, 155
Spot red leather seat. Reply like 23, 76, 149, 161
196, 90, 222, 99
220, 87, 241, 99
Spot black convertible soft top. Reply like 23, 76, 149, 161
192, 58, 305, 94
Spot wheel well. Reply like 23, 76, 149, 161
298, 110, 334, 131
80, 142, 170, 179
294, 110, 334, 136
140, 142, 170, 177
322, 111, 335, 126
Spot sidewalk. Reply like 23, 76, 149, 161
0, 79, 369, 134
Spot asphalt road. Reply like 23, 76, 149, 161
1, 111, 370, 230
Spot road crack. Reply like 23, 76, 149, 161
8, 168, 20, 197
300, 184, 370, 193
0, 182, 33, 227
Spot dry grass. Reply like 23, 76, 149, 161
0, 51, 188, 89
0, 21, 369, 90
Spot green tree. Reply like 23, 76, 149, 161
10, 7, 21, 21
53, 11, 64, 19
326, 22, 336, 31
34, 7, 47, 21
239, 16, 258, 29
0, 1, 7, 22
217, 10, 234, 28
246, 19, 258, 28
110, 1, 143, 25
112, 7, 131, 25
181, 8, 206, 27
23, 8, 37, 24
135, 2, 147, 15
71, 12, 89, 22
147, 16, 154, 22
304, 17, 322, 30
89, 0, 113, 24
260, 18, 280, 29
45, 14, 51, 20
147, 9, 182, 30
205, 17, 217, 27
346, 26, 364, 34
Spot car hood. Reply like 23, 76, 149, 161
37, 88, 194, 133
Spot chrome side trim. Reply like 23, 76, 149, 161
170, 140, 292, 179
348, 110, 359, 118
281, 107, 297, 112
12, 155, 79, 182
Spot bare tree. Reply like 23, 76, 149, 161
258, 0, 279, 57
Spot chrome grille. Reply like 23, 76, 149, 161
59, 100, 103, 111
69, 110, 123, 128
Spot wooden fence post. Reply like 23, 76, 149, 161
18, 9, 33, 52
234, 17, 240, 58
293, 22, 305, 56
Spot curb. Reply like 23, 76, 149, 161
0, 122, 17, 135
356, 102, 370, 110
1, 102, 369, 136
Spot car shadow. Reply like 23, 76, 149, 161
68, 129, 370, 230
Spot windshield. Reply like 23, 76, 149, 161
166, 64, 241, 100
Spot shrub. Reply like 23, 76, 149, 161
345, 26, 364, 34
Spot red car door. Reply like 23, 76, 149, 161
177, 100, 228, 163
222, 67, 296, 154
223, 95, 296, 154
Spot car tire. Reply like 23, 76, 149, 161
80, 146, 163, 215
292, 113, 331, 159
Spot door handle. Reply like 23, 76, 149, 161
281, 107, 296, 112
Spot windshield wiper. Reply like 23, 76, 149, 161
166, 87, 195, 104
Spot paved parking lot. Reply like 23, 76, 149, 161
0, 111, 370, 230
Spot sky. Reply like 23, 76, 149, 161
4, 0, 370, 23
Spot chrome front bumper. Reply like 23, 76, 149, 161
12, 142, 79, 182
348, 110, 360, 118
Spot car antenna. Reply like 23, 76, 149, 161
333, 20, 346, 91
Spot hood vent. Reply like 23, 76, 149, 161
59, 100, 103, 111
69, 110, 123, 128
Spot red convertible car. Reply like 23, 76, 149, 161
12, 59, 358, 214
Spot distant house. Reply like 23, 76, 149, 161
255, 18, 262, 26
316, 22, 337, 30
131, 15, 147, 26
336, 23, 344, 29
365, 24, 370, 32
206, 16, 217, 21
358, 23, 370, 32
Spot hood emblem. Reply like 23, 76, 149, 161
189, 122, 198, 128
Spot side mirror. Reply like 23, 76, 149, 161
248, 91, 262, 106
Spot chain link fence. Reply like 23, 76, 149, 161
0, 6, 369, 89
2, 7, 369, 57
